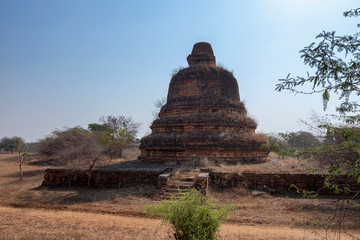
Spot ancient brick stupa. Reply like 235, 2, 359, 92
139, 42, 268, 164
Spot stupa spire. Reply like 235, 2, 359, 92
187, 42, 216, 66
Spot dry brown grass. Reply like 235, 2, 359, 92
1, 206, 342, 240
0, 206, 172, 240
0, 152, 150, 216
210, 190, 360, 231
0, 152, 359, 239
211, 152, 329, 174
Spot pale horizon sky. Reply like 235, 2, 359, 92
0, 1, 358, 142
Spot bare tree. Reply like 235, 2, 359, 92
14, 137, 26, 181
40, 127, 106, 187
152, 97, 166, 120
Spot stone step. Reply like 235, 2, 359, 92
164, 191, 181, 196
165, 187, 191, 193
153, 194, 181, 201
152, 196, 163, 201
163, 193, 181, 199
153, 169, 209, 201
167, 184, 194, 189
173, 177, 195, 182
156, 190, 165, 195
152, 187, 191, 201
176, 180, 195, 185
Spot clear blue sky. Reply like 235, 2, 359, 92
0, 0, 358, 142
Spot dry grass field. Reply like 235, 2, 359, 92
0, 151, 359, 240
212, 152, 330, 174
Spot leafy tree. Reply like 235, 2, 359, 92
276, 8, 360, 123
268, 133, 292, 159
146, 189, 233, 240
274, 7, 360, 168
0, 137, 17, 153
89, 115, 141, 158
88, 123, 109, 132
268, 131, 320, 159
278, 131, 320, 150
275, 8, 360, 237
319, 126, 360, 166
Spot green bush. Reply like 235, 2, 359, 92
146, 189, 233, 240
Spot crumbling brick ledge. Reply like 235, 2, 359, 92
41, 168, 163, 188
210, 171, 360, 196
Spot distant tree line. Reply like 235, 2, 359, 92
0, 136, 40, 153
268, 131, 321, 159
0, 136, 26, 153
269, 127, 360, 168
0, 115, 140, 184
38, 115, 141, 170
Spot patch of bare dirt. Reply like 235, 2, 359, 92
0, 206, 347, 240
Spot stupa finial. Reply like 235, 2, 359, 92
187, 42, 216, 66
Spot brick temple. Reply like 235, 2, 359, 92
139, 42, 268, 164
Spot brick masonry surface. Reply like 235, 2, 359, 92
42, 168, 359, 197
41, 168, 162, 188
210, 171, 359, 195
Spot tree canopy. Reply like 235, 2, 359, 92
273, 10, 360, 234
276, 8, 360, 124
39, 115, 141, 168
90, 115, 141, 158
0, 136, 25, 153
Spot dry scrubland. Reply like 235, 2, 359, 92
0, 151, 359, 240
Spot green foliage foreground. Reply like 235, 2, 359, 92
146, 189, 234, 240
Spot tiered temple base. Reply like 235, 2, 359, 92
139, 42, 268, 164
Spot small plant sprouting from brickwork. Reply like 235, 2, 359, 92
146, 188, 234, 240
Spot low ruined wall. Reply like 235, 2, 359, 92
209, 172, 246, 191
210, 171, 359, 195
41, 169, 162, 188
42, 168, 359, 195
242, 172, 327, 194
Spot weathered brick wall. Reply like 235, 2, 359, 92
42, 168, 359, 196
209, 172, 246, 191
41, 169, 162, 188
242, 172, 327, 194
210, 171, 359, 195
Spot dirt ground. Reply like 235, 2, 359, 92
0, 152, 359, 240
0, 205, 338, 240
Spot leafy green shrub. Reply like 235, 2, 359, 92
146, 189, 233, 240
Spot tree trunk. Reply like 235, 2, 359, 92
86, 155, 101, 188
19, 155, 24, 181
19, 163, 23, 181
86, 171, 91, 188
